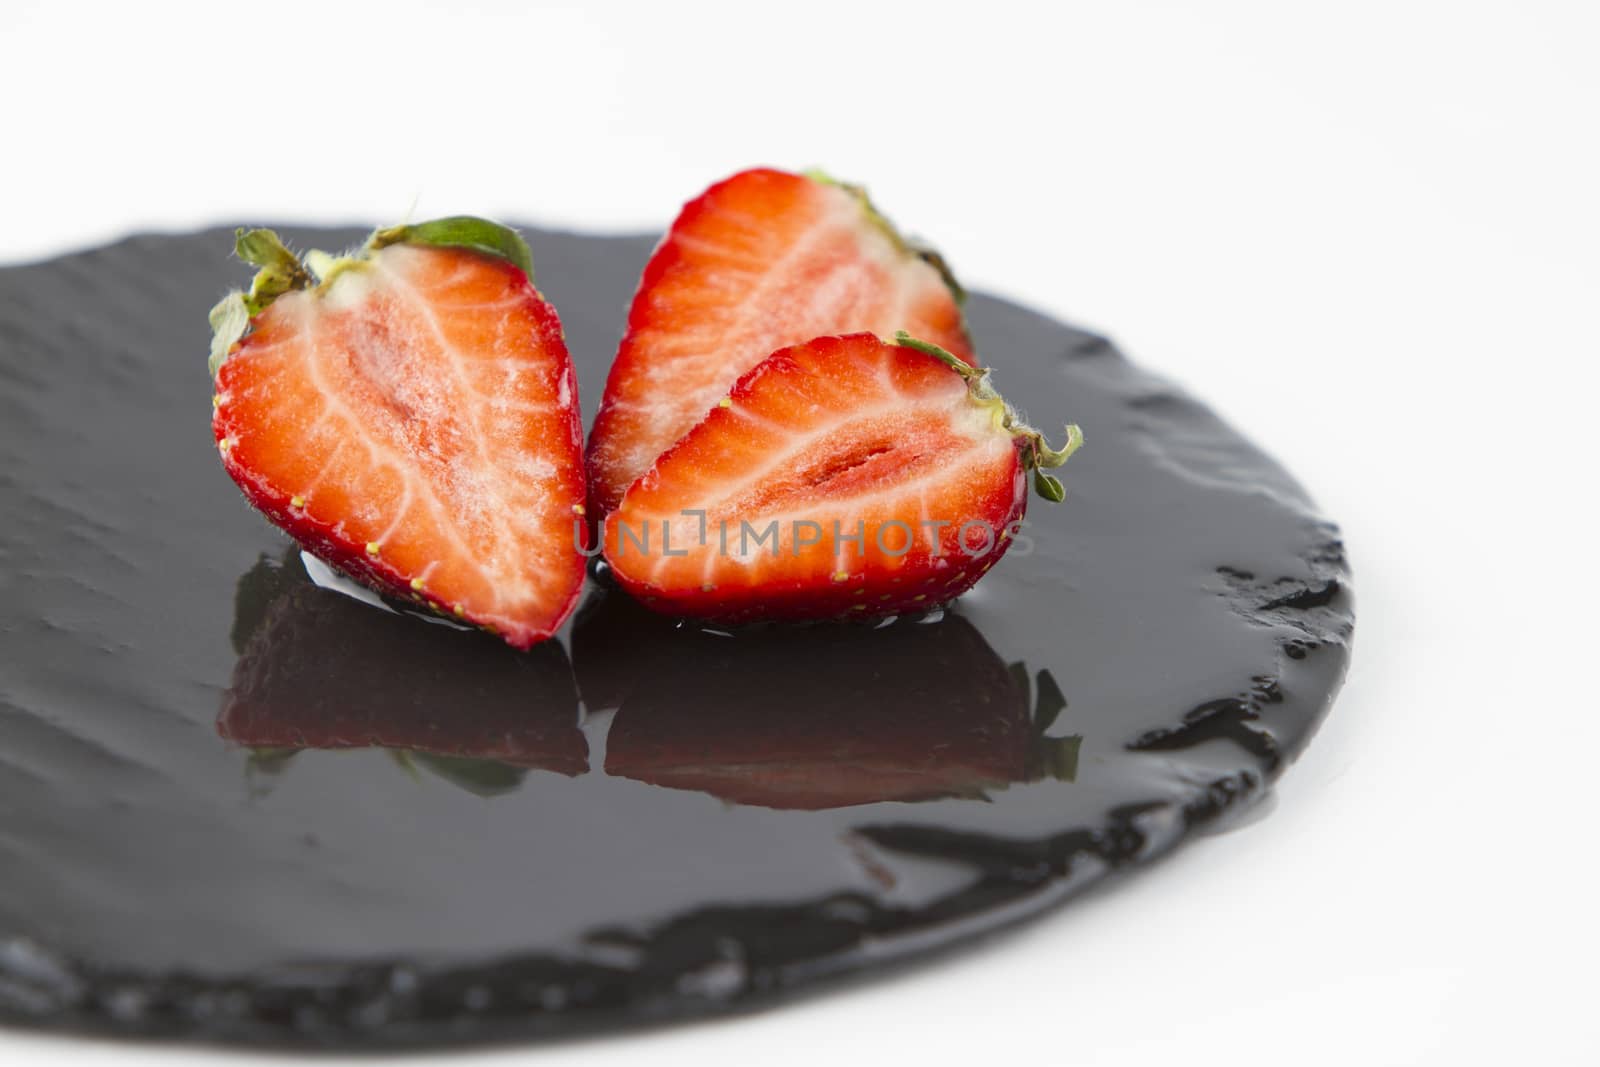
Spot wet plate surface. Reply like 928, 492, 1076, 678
0, 228, 1352, 1046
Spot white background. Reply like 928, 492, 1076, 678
3, 1, 1597, 1063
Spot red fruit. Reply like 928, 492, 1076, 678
601, 332, 1080, 622
586, 167, 974, 518
209, 219, 587, 649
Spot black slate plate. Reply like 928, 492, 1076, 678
0, 227, 1352, 1047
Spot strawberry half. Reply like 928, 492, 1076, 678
601, 332, 1081, 623
585, 167, 974, 518
209, 218, 587, 648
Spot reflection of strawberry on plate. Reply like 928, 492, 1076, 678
579, 586, 1080, 810
217, 553, 586, 786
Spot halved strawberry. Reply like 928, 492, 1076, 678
601, 332, 1081, 622
585, 167, 974, 517
209, 218, 587, 648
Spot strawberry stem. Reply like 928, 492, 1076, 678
893, 332, 1083, 503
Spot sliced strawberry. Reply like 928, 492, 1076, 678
586, 167, 975, 517
601, 332, 1081, 623
209, 219, 587, 648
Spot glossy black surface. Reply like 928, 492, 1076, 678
0, 228, 1352, 1046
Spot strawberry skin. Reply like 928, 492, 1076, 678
209, 220, 587, 649
602, 333, 1080, 623
586, 167, 975, 518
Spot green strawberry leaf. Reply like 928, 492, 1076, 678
371, 216, 535, 284
1035, 470, 1066, 502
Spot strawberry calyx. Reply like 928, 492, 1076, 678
207, 228, 311, 377
235, 228, 314, 314
368, 216, 535, 285
803, 168, 966, 305
207, 216, 535, 379
894, 331, 1084, 501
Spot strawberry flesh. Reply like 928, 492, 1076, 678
586, 168, 974, 517
602, 333, 1075, 623
212, 230, 587, 648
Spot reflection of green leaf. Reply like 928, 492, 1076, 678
409, 754, 527, 798
998, 663, 1082, 787
242, 745, 528, 799
1037, 735, 1082, 783
386, 748, 424, 783
1008, 660, 1031, 709
1034, 669, 1067, 733
246, 747, 300, 774
242, 747, 300, 801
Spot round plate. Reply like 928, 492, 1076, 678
0, 228, 1352, 1046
